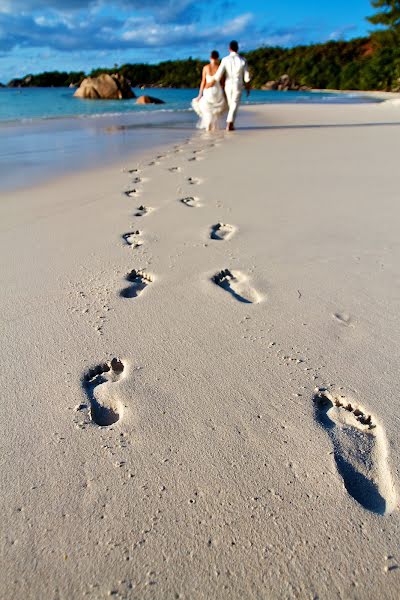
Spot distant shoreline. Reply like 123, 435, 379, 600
311, 88, 400, 100
2, 83, 399, 104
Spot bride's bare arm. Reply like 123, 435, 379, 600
209, 60, 225, 86
196, 67, 207, 100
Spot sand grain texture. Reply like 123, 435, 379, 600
1, 104, 400, 599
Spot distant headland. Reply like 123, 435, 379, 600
2, 36, 400, 92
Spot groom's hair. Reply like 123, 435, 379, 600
211, 50, 219, 59
229, 40, 239, 52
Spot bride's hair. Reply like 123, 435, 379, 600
210, 50, 219, 60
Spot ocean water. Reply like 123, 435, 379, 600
0, 87, 378, 123
0, 87, 380, 192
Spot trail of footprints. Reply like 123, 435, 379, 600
79, 139, 397, 518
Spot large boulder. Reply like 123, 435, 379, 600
74, 73, 135, 100
262, 80, 279, 91
262, 74, 310, 92
136, 95, 165, 105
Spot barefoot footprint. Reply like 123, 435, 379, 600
212, 269, 260, 304
313, 388, 397, 515
187, 177, 201, 186
333, 312, 352, 327
125, 189, 140, 198
180, 196, 200, 208
135, 205, 152, 217
83, 358, 125, 426
122, 231, 143, 249
210, 223, 236, 241
120, 269, 153, 299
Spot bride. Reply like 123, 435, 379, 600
192, 50, 227, 131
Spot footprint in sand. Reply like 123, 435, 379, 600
313, 388, 397, 515
120, 269, 153, 299
212, 269, 260, 304
180, 196, 200, 208
187, 177, 201, 186
333, 312, 353, 327
188, 156, 203, 162
210, 223, 236, 241
169, 166, 181, 173
135, 205, 152, 217
125, 189, 140, 198
131, 176, 142, 184
122, 231, 143, 249
83, 358, 125, 426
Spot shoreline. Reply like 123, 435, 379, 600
0, 92, 389, 195
311, 88, 400, 100
0, 110, 198, 194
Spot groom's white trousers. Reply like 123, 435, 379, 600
225, 82, 242, 124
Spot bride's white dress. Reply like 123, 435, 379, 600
192, 75, 227, 130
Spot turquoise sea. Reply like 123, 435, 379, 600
0, 86, 378, 123
0, 87, 380, 191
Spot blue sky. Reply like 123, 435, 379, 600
0, 0, 376, 82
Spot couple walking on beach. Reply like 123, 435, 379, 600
192, 40, 251, 132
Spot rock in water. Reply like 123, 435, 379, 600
136, 95, 165, 105
74, 73, 135, 100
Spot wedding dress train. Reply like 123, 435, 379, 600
192, 75, 227, 130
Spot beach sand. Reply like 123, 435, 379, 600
1, 102, 400, 599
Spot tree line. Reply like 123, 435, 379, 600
4, 1, 400, 92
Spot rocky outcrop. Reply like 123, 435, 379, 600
391, 78, 400, 93
74, 73, 135, 100
262, 74, 310, 91
136, 95, 165, 105
8, 75, 33, 88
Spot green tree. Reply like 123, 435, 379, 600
368, 0, 400, 29
368, 1, 400, 52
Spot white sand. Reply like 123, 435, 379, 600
1, 103, 400, 599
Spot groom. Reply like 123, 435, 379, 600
212, 40, 251, 131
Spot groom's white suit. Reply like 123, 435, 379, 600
213, 51, 251, 125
